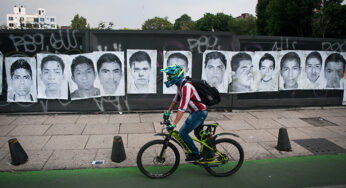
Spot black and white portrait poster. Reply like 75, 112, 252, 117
5, 57, 37, 103
278, 51, 304, 90
127, 49, 157, 94
37, 54, 70, 99
94, 51, 125, 96
300, 51, 325, 90
342, 52, 346, 105
253, 51, 279, 92
163, 51, 192, 94
229, 51, 255, 93
201, 50, 231, 93
68, 53, 101, 100
0, 52, 3, 95
323, 51, 345, 90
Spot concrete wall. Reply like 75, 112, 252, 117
0, 30, 345, 113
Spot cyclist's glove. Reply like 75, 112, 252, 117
163, 111, 170, 120
166, 124, 175, 132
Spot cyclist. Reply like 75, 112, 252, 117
161, 64, 208, 161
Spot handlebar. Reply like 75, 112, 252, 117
160, 119, 171, 126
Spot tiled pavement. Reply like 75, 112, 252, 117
0, 107, 345, 171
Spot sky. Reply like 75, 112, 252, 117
0, 0, 257, 29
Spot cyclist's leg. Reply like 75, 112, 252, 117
193, 111, 208, 139
179, 110, 208, 155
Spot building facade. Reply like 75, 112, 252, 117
6, 5, 57, 29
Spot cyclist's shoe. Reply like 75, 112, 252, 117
185, 153, 202, 162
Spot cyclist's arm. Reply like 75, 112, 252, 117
167, 101, 177, 113
173, 110, 184, 126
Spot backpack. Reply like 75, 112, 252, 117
182, 76, 221, 106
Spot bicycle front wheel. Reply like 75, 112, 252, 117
136, 140, 180, 178
204, 138, 244, 177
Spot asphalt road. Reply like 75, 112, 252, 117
1, 154, 346, 188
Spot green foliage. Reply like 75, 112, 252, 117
195, 12, 257, 35
71, 14, 88, 29
229, 15, 257, 35
322, 4, 346, 38
195, 13, 232, 32
312, 1, 346, 38
173, 14, 196, 30
142, 17, 173, 30
256, 0, 270, 35
257, 0, 320, 37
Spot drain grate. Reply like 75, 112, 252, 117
294, 138, 346, 155
300, 117, 338, 127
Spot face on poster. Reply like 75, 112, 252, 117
202, 50, 231, 93
37, 54, 70, 99
323, 51, 345, 89
342, 52, 346, 105
5, 57, 37, 103
68, 53, 101, 100
94, 51, 125, 96
163, 51, 192, 94
229, 51, 255, 93
279, 51, 303, 90
0, 52, 3, 95
300, 51, 325, 90
253, 51, 279, 92
127, 49, 157, 94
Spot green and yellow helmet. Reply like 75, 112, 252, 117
160, 64, 184, 88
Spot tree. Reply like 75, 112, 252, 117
98, 21, 106, 30
142, 17, 173, 30
71, 14, 88, 29
312, 0, 345, 38
0, 25, 7, 29
174, 14, 195, 30
229, 15, 257, 35
195, 13, 232, 32
256, 0, 270, 35
256, 0, 320, 37
97, 21, 114, 30
107, 22, 114, 30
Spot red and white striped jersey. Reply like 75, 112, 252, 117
173, 79, 207, 113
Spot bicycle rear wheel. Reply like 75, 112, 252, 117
137, 140, 180, 178
204, 138, 244, 177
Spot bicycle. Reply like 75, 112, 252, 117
136, 118, 244, 178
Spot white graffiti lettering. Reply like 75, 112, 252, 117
322, 41, 346, 52
272, 37, 298, 51
9, 33, 44, 52
50, 30, 79, 52
9, 30, 81, 53
187, 35, 220, 54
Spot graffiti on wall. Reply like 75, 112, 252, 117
9, 30, 82, 53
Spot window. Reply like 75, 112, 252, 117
50, 18, 55, 22
9, 23, 14, 27
34, 18, 39, 23
9, 17, 13, 21
40, 18, 44, 22
20, 17, 24, 21
51, 24, 56, 28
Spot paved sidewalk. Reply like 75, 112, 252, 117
0, 107, 346, 171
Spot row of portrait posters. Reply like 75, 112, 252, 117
2, 50, 346, 103
0, 52, 2, 95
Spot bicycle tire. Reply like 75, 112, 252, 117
204, 138, 244, 177
137, 140, 180, 178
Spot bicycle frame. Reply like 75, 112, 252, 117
158, 130, 227, 165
